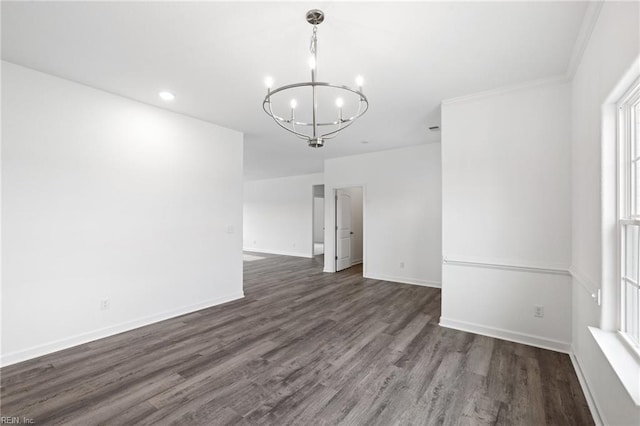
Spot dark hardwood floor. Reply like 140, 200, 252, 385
1, 254, 592, 425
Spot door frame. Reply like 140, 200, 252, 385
324, 184, 366, 274
335, 189, 352, 271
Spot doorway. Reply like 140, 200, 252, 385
312, 185, 325, 256
335, 187, 363, 272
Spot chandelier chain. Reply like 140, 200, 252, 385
310, 26, 318, 54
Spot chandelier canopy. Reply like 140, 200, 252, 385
263, 9, 369, 148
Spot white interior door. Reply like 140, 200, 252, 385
336, 190, 352, 271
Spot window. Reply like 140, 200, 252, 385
619, 79, 640, 350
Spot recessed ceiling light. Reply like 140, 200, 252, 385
158, 91, 175, 101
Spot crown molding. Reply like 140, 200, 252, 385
441, 1, 603, 108
441, 74, 568, 106
566, 0, 604, 80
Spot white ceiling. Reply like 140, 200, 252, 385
1, 1, 589, 180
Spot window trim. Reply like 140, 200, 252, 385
617, 77, 640, 351
592, 58, 640, 408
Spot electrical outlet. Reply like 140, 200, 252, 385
534, 305, 544, 318
100, 299, 110, 311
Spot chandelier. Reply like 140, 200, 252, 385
262, 9, 369, 148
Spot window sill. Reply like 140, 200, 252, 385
589, 326, 640, 406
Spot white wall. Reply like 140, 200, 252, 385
1, 62, 244, 365
324, 144, 442, 287
243, 173, 323, 258
570, 2, 640, 424
346, 186, 363, 264
441, 81, 572, 351
312, 184, 325, 245
313, 197, 324, 243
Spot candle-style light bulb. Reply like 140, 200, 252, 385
336, 98, 344, 122
355, 75, 364, 88
158, 91, 175, 101
264, 76, 274, 89
308, 56, 316, 70
290, 99, 298, 109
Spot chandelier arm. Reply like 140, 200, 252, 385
290, 117, 358, 127
320, 131, 342, 141
337, 99, 368, 123
263, 100, 313, 140
270, 113, 313, 141
318, 100, 368, 139
288, 121, 312, 141
293, 133, 311, 141
264, 84, 368, 125
262, 100, 292, 125
265, 86, 368, 128
265, 99, 368, 128
319, 119, 357, 139
356, 98, 363, 116
295, 98, 368, 128
264, 97, 360, 141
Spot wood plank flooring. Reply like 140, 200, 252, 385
1, 254, 593, 425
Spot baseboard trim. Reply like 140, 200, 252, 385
439, 317, 571, 353
243, 248, 313, 258
364, 273, 441, 288
569, 349, 604, 426
1, 291, 245, 367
